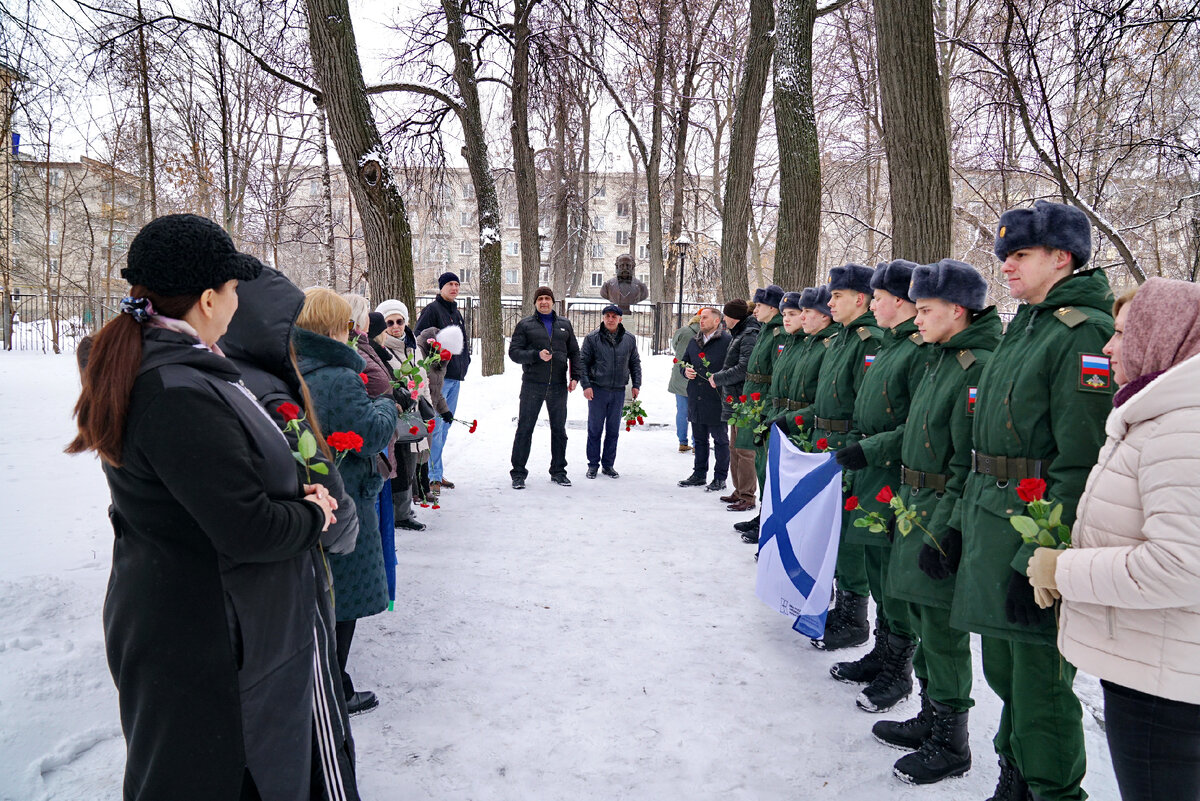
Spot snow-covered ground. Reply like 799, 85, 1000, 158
0, 349, 1117, 800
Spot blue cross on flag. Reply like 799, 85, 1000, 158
755, 425, 843, 638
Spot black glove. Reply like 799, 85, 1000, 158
919, 529, 961, 581
918, 542, 946, 580
440, 411, 454, 424
884, 515, 896, 543
835, 443, 868, 471
1004, 569, 1045, 627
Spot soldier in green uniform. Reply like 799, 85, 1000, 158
830, 260, 931, 712
873, 259, 1002, 785
809, 263, 883, 651
732, 285, 785, 540
952, 201, 1114, 801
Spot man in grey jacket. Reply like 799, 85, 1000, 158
580, 304, 643, 479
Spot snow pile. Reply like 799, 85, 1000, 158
0, 350, 1116, 800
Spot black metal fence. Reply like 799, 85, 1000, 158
2, 293, 125, 353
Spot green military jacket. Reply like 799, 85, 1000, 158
809, 310, 883, 451
887, 308, 1003, 608
739, 313, 786, 449
844, 318, 931, 546
768, 323, 837, 438
950, 270, 1115, 645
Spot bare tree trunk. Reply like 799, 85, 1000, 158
512, 0, 541, 308
316, 102, 336, 287
721, 0, 773, 300
135, 0, 157, 217
305, 0, 415, 310
874, 0, 951, 262
773, 0, 821, 290
646, 0, 668, 307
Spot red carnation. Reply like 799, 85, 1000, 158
876, 486, 895, 504
469, 420, 478, 434
409, 425, 420, 436
816, 437, 829, 450
845, 496, 859, 511
1016, 478, 1047, 503
626, 425, 631, 432
673, 357, 678, 363
751, 392, 761, 401
432, 504, 441, 510
440, 349, 452, 361
794, 415, 804, 426
326, 431, 364, 453
277, 402, 301, 422
698, 352, 706, 359
359, 372, 368, 385
429, 340, 440, 349
426, 419, 436, 433
637, 416, 644, 425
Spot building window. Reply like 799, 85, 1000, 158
594, 185, 606, 198
506, 241, 519, 256
506, 211, 518, 228
638, 244, 650, 260
638, 273, 649, 285
309, 179, 322, 197
592, 216, 605, 231
539, 267, 549, 283
462, 183, 474, 200
615, 230, 629, 246
504, 268, 518, 284
460, 240, 472, 255
48, 169, 62, 186
591, 272, 604, 287
49, 230, 60, 245
461, 268, 472, 284
638, 217, 648, 233
461, 210, 473, 226
616, 201, 630, 218
591, 243, 605, 259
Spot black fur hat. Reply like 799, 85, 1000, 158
759, 284, 785, 309
909, 259, 989, 310
871, 259, 919, 303
780, 291, 803, 312
828, 263, 874, 295
798, 286, 832, 318
994, 199, 1092, 266
123, 214, 263, 296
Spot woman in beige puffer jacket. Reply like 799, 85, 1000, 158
1028, 277, 1200, 801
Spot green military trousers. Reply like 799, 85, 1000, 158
835, 541, 869, 597
980, 636, 1087, 801
863, 542, 914, 638
755, 443, 767, 499
908, 602, 972, 711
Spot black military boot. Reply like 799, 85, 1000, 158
813, 592, 869, 650
831, 618, 890, 683
893, 700, 971, 784
856, 632, 916, 712
985, 756, 1029, 801
873, 679, 932, 750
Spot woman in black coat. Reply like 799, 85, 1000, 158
67, 215, 337, 801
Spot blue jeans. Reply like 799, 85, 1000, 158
675, 394, 690, 445
586, 388, 625, 469
429, 377, 461, 481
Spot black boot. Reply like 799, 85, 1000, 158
985, 756, 1029, 801
734, 515, 760, 533
678, 472, 707, 487
893, 700, 971, 784
873, 679, 933, 750
831, 618, 890, 683
813, 592, 869, 651
857, 633, 916, 712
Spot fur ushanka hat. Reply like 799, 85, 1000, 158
909, 259, 989, 311
798, 286, 832, 318
993, 199, 1092, 267
870, 260, 919, 303
828, 263, 874, 296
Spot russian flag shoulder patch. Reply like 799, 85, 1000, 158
1079, 353, 1112, 391
967, 386, 978, 415
863, 353, 876, 370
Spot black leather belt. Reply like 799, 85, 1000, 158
901, 465, 948, 493
970, 450, 1044, 482
815, 416, 852, 433
747, 372, 771, 384
772, 398, 806, 411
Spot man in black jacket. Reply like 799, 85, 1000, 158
508, 286, 581, 488
678, 306, 733, 491
414, 272, 471, 491
580, 304, 642, 479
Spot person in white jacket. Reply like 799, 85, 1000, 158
1028, 277, 1200, 801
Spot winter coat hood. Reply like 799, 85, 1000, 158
218, 266, 302, 382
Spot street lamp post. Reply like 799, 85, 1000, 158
674, 232, 692, 330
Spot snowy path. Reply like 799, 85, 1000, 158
0, 351, 1117, 800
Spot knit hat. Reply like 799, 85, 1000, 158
534, 286, 555, 302
871, 259, 919, 303
798, 285, 833, 318
375, 298, 409, 321
601, 304, 623, 316
909, 259, 989, 310
722, 299, 750, 320
367, 312, 387, 340
780, 292, 803, 312
438, 271, 461, 289
759, 284, 785, 309
828, 263, 874, 295
122, 214, 263, 296
994, 199, 1092, 266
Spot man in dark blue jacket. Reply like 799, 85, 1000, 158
414, 272, 471, 491
508, 286, 581, 488
580, 304, 642, 479
678, 306, 732, 491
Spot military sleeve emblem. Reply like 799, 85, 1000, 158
1079, 354, 1112, 391
967, 386, 978, 415
778, 343, 786, 354
864, 353, 875, 370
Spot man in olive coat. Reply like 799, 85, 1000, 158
952, 201, 1114, 801
874, 259, 1002, 786
810, 263, 883, 651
